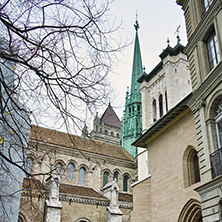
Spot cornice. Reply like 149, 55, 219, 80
21, 190, 133, 209
195, 175, 222, 194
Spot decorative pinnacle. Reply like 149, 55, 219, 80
167, 37, 170, 46
134, 19, 139, 31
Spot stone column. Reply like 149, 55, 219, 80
103, 180, 122, 222
45, 174, 62, 222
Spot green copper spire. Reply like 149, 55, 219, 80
121, 19, 143, 158
130, 19, 143, 100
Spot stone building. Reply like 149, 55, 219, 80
130, 31, 202, 221
89, 103, 121, 146
177, 0, 222, 221
19, 119, 136, 221
121, 20, 143, 158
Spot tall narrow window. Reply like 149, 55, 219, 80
67, 163, 74, 181
103, 171, 109, 187
56, 163, 62, 175
137, 105, 141, 114
215, 99, 222, 148
79, 167, 85, 185
207, 31, 220, 70
113, 171, 119, 182
26, 158, 33, 174
193, 153, 201, 183
159, 94, 163, 117
165, 91, 168, 112
123, 175, 129, 192
153, 99, 157, 122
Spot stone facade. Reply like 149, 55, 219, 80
136, 41, 192, 183
19, 124, 135, 221
131, 34, 202, 220
132, 105, 202, 222
177, 0, 222, 221
139, 43, 191, 131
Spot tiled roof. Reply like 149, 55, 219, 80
22, 178, 132, 203
29, 125, 133, 162
118, 193, 133, 203
23, 178, 46, 190
59, 184, 106, 199
100, 104, 121, 128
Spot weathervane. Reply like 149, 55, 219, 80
174, 25, 181, 44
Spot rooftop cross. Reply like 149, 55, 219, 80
134, 13, 140, 31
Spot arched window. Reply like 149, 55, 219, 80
67, 163, 74, 181
123, 175, 129, 192
113, 171, 119, 182
79, 167, 85, 185
193, 153, 200, 183
165, 91, 168, 112
56, 163, 62, 175
159, 94, 163, 117
26, 158, 33, 174
116, 133, 120, 138
153, 99, 157, 122
103, 171, 109, 187
104, 130, 108, 135
215, 99, 222, 148
110, 132, 114, 136
18, 213, 26, 222
183, 147, 200, 187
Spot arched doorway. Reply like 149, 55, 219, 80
178, 199, 202, 222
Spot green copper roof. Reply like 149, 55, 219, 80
121, 19, 143, 158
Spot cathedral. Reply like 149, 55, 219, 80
15, 0, 222, 221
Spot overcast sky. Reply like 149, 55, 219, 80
104, 0, 187, 118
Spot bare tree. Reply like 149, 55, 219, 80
0, 0, 126, 221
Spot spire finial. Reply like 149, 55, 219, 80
143, 66, 146, 73
167, 37, 170, 46
174, 25, 181, 44
134, 13, 139, 31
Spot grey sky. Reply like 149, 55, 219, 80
106, 0, 187, 118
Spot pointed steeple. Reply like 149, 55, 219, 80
130, 19, 143, 100
121, 18, 143, 158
